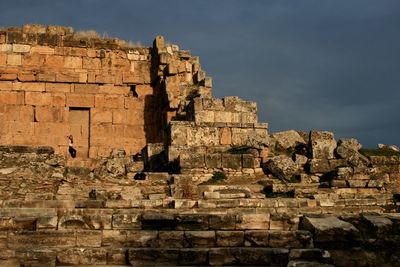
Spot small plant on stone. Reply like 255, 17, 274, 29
211, 171, 227, 183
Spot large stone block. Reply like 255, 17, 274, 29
236, 213, 270, 230
184, 231, 216, 248
221, 154, 242, 169
66, 93, 95, 107
57, 248, 107, 265
309, 131, 337, 159
271, 130, 306, 150
0, 91, 24, 104
216, 231, 244, 247
301, 215, 359, 243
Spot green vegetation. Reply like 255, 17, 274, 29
200, 171, 227, 185
360, 148, 400, 157
228, 146, 253, 154
211, 171, 227, 182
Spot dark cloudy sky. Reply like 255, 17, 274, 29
1, 0, 399, 147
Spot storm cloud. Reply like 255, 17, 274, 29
1, 0, 399, 147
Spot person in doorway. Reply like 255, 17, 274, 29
68, 135, 77, 158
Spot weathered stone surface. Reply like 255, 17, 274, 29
209, 247, 289, 266
271, 130, 306, 150
236, 213, 270, 230
309, 131, 337, 159
301, 216, 359, 243
216, 231, 244, 247
57, 248, 107, 265
336, 141, 370, 167
184, 231, 215, 247
265, 155, 301, 181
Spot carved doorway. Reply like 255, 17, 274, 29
68, 108, 90, 158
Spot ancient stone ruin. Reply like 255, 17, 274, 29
0, 24, 399, 266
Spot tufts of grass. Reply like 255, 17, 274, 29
360, 148, 400, 157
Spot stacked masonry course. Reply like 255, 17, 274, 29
0, 25, 399, 266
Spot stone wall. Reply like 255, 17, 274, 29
167, 96, 268, 176
0, 24, 211, 159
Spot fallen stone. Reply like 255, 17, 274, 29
264, 155, 301, 182
309, 131, 337, 159
271, 130, 306, 150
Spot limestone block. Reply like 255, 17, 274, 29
362, 214, 393, 234
126, 230, 158, 247
64, 56, 82, 68
179, 153, 205, 169
82, 57, 101, 69
219, 127, 232, 145
45, 55, 64, 68
0, 72, 17, 81
102, 230, 127, 246
309, 131, 337, 159
0, 44, 12, 52
56, 248, 107, 265
269, 230, 313, 248
0, 91, 24, 104
205, 153, 222, 168
242, 154, 259, 168
95, 94, 124, 108
209, 214, 236, 230
184, 231, 216, 247
159, 231, 184, 248
25, 92, 52, 106
214, 111, 232, 123
236, 213, 270, 230
265, 155, 301, 181
216, 231, 244, 247
336, 142, 370, 167
35, 106, 68, 122
99, 85, 130, 95
128, 248, 179, 266
301, 216, 359, 243
19, 82, 46, 92
91, 108, 113, 123
224, 96, 257, 112
56, 72, 79, 83
271, 130, 306, 150
17, 72, 36, 81
221, 154, 242, 169
195, 110, 215, 123
244, 230, 269, 246
8, 230, 76, 249
23, 53, 46, 67
12, 44, 30, 53
73, 83, 99, 94
31, 45, 55, 54
209, 247, 289, 266
186, 126, 219, 146
66, 93, 95, 107
178, 248, 208, 265
45, 82, 71, 93
7, 54, 22, 65
0, 54, 6, 66
135, 84, 153, 96
0, 81, 12, 90
76, 230, 102, 247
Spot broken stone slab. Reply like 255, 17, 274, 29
301, 215, 359, 243
336, 141, 370, 167
271, 130, 306, 150
361, 214, 393, 234
264, 155, 301, 182
309, 131, 337, 159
